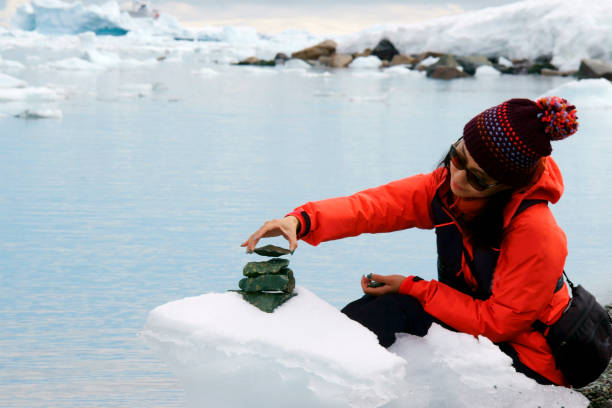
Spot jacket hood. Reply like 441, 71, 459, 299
502, 157, 564, 228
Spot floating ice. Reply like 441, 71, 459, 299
0, 72, 27, 88
0, 86, 63, 102
142, 286, 407, 408
350, 55, 382, 69
15, 108, 62, 119
142, 286, 588, 408
283, 58, 312, 69
541, 79, 612, 108
385, 66, 425, 77
191, 67, 219, 77
0, 57, 26, 73
42, 57, 103, 71
475, 65, 502, 78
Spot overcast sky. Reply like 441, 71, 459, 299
0, 0, 520, 34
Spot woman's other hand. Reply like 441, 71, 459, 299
241, 216, 300, 253
361, 273, 406, 295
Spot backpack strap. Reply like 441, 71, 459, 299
513, 199, 548, 218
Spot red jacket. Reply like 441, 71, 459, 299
289, 157, 570, 385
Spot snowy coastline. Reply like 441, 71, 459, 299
6, 0, 612, 70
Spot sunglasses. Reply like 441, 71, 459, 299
449, 144, 500, 191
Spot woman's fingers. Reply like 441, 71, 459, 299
242, 219, 296, 253
362, 274, 406, 295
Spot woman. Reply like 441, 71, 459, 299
241, 97, 578, 386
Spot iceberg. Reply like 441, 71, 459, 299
11, 0, 186, 37
142, 286, 588, 408
13, 0, 129, 36
0, 72, 27, 88
0, 85, 63, 102
541, 79, 612, 108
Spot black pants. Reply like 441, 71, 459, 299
341, 293, 554, 385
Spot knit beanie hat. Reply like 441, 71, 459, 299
463, 96, 578, 186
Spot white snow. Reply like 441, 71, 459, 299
498, 56, 513, 68
191, 67, 220, 77
385, 66, 426, 77
475, 65, 502, 78
337, 0, 612, 71
283, 58, 312, 69
142, 286, 588, 408
350, 55, 382, 69
541, 79, 612, 108
418, 56, 439, 67
7, 0, 611, 72
0, 57, 26, 73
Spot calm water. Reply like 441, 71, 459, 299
1, 65, 610, 407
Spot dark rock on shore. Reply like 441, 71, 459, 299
527, 55, 557, 74
274, 53, 289, 65
352, 49, 372, 59
318, 53, 353, 68
456, 55, 491, 76
235, 37, 612, 82
428, 66, 469, 79
371, 38, 399, 62
578, 59, 612, 80
577, 304, 612, 408
291, 40, 337, 61
237, 56, 275, 66
390, 54, 416, 66
541, 68, 577, 77
425, 55, 469, 79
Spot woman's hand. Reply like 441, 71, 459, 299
241, 216, 300, 253
361, 273, 406, 296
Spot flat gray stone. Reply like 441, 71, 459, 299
239, 268, 295, 292
253, 244, 292, 257
243, 258, 289, 277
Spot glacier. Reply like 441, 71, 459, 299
6, 0, 612, 70
142, 286, 588, 408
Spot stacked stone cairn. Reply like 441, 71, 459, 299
233, 245, 296, 313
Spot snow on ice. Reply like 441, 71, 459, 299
542, 79, 612, 108
142, 286, 588, 408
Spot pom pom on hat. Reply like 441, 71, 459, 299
536, 96, 578, 141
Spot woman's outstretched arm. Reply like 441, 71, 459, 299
287, 168, 445, 246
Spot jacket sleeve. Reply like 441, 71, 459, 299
399, 205, 567, 342
287, 169, 444, 246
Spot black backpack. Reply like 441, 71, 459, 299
533, 271, 612, 388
